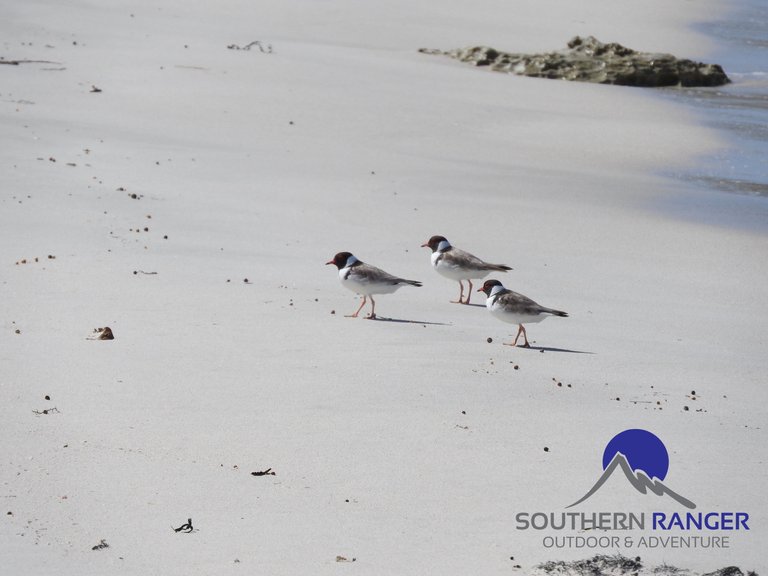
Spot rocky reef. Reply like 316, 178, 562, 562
419, 36, 730, 88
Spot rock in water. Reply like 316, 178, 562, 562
419, 36, 730, 87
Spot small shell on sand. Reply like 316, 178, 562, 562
88, 327, 115, 340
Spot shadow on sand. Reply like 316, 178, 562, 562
514, 344, 594, 354
370, 316, 451, 326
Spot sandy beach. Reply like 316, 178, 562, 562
2, 1, 766, 574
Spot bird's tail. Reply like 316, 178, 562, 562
544, 308, 568, 317
402, 279, 423, 287
488, 264, 512, 272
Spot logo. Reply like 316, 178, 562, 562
514, 428, 751, 553
566, 428, 696, 509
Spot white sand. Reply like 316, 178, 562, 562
2, 0, 766, 574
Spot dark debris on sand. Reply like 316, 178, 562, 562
535, 555, 758, 576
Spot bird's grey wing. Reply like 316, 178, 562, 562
496, 290, 545, 314
353, 264, 401, 284
451, 247, 510, 272
448, 248, 492, 270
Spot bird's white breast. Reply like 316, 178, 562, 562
339, 266, 361, 293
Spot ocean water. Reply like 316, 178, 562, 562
658, 0, 768, 231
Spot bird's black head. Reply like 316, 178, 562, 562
326, 251, 354, 269
478, 279, 504, 295
421, 235, 450, 252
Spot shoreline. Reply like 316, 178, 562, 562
654, 0, 768, 232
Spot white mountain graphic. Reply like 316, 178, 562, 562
566, 451, 696, 509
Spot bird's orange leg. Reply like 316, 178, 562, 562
517, 325, 531, 347
366, 296, 377, 320
465, 280, 474, 304
504, 325, 530, 347
347, 296, 367, 318
451, 281, 465, 304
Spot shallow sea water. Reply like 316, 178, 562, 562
657, 0, 768, 231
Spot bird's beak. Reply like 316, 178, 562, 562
420, 242, 428, 248
476, 287, 484, 292
325, 260, 334, 266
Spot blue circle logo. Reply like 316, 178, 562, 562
602, 429, 669, 481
